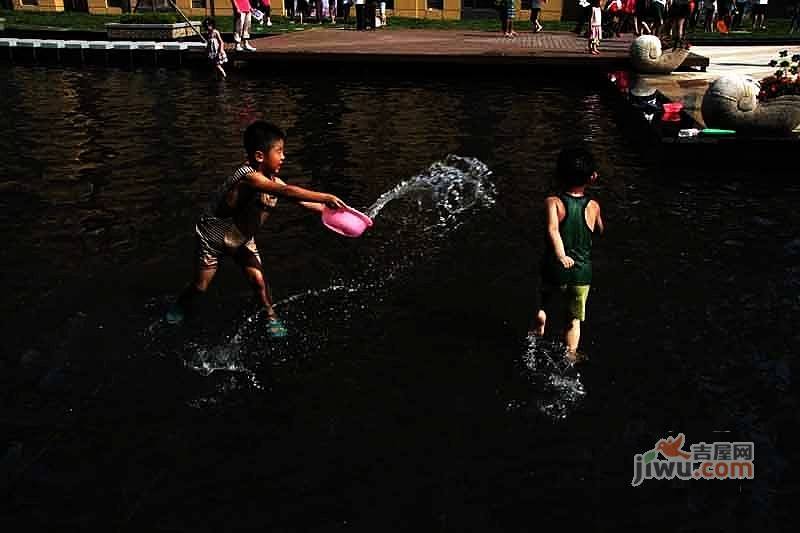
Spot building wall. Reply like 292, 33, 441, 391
88, 0, 121, 14
520, 0, 564, 22
391, 0, 461, 20
14, 0, 63, 12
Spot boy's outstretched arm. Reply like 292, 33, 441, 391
298, 201, 325, 213
546, 197, 574, 268
243, 172, 345, 208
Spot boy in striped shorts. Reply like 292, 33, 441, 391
166, 121, 346, 337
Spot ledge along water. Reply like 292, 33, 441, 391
0, 28, 709, 72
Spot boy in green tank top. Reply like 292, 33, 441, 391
531, 147, 604, 361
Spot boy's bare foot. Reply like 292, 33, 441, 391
565, 349, 589, 364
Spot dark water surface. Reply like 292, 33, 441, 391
1, 65, 798, 530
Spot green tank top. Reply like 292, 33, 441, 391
542, 193, 593, 285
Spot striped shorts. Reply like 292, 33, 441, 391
195, 216, 261, 269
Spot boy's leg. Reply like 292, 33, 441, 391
178, 266, 217, 305
234, 242, 277, 319
531, 309, 547, 336
563, 285, 590, 359
235, 243, 288, 338
530, 285, 551, 337
167, 234, 220, 323
564, 319, 581, 359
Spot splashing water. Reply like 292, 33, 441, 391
366, 155, 496, 230
513, 335, 587, 421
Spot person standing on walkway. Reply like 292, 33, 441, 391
633, 0, 650, 35
589, 0, 603, 53
502, 0, 517, 37
329, 0, 338, 24
232, 0, 257, 51
790, 0, 800, 33
355, 0, 367, 30
732, 0, 748, 28
251, 0, 273, 26
702, 0, 717, 32
668, 0, 692, 47
717, 0, 733, 31
341, 0, 352, 26
531, 0, 546, 33
366, 0, 378, 29
574, 0, 593, 35
751, 0, 767, 30
651, 0, 667, 35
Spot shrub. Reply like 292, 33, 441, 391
760, 51, 800, 101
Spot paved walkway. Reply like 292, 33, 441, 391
246, 28, 706, 69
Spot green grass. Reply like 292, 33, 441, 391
385, 15, 575, 32
686, 18, 800, 41
0, 8, 118, 31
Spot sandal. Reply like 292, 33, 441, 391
266, 317, 288, 338
165, 302, 185, 325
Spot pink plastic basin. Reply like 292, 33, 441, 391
662, 102, 683, 113
321, 206, 374, 238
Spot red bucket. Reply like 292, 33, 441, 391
661, 101, 683, 122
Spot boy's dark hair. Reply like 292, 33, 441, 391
202, 17, 215, 30
556, 146, 597, 188
243, 121, 286, 163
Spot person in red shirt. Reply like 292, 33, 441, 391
621, 0, 636, 34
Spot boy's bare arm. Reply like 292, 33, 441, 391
273, 177, 326, 212
243, 172, 344, 208
590, 200, 604, 234
298, 201, 325, 213
546, 197, 574, 268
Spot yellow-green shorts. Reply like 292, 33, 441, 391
541, 284, 591, 322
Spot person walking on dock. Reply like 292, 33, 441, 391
531, 0, 546, 33
232, 0, 257, 51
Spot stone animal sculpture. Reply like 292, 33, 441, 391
701, 74, 800, 135
629, 35, 689, 74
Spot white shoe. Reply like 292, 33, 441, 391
267, 20, 273, 27
235, 43, 244, 51
244, 42, 256, 52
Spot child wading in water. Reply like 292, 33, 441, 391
204, 18, 227, 79
589, 0, 603, 55
531, 147, 604, 361
166, 121, 346, 337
